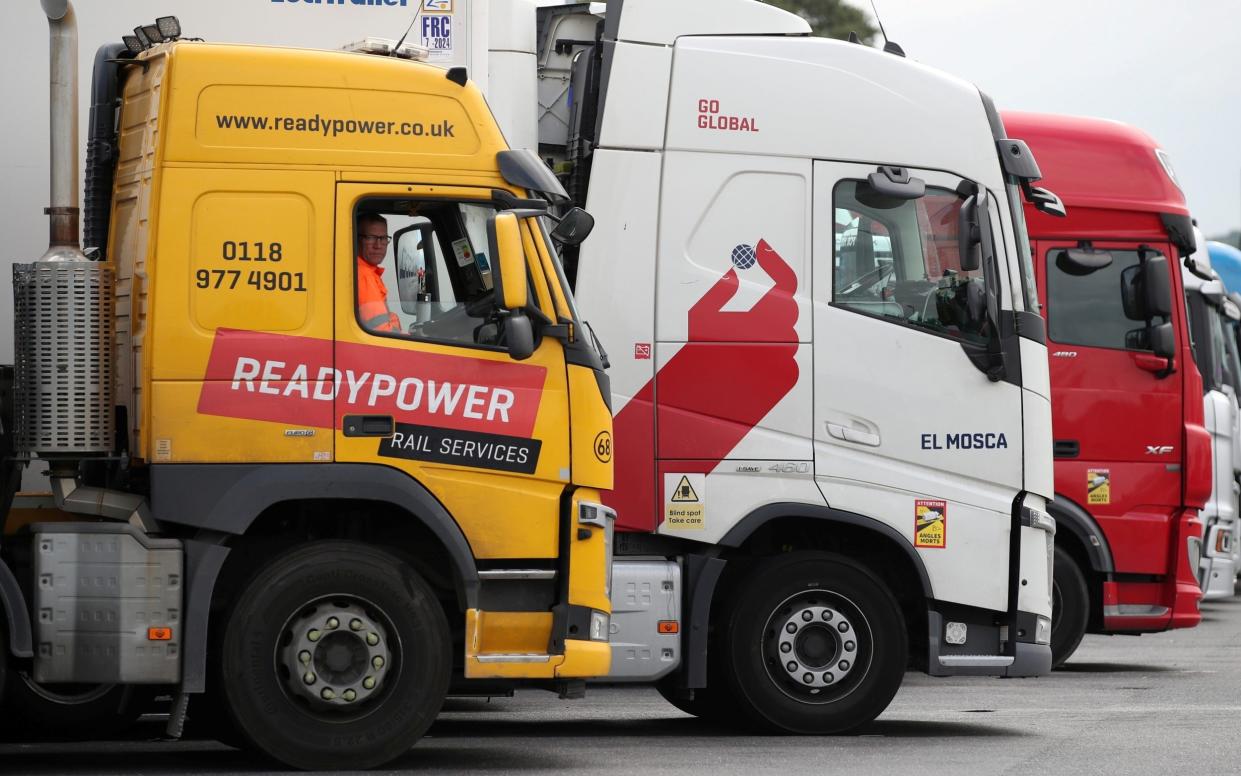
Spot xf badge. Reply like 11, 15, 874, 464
1145, 445, 1174, 455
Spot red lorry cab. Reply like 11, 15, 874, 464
1002, 112, 1206, 666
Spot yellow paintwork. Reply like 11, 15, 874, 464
2, 494, 75, 535
493, 213, 527, 309
105, 40, 613, 680
568, 367, 615, 491
463, 609, 610, 679
567, 488, 614, 614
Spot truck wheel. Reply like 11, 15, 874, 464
719, 552, 906, 734
220, 541, 450, 771
1050, 545, 1088, 669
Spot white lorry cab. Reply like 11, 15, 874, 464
1183, 232, 1241, 599
500, 0, 1062, 732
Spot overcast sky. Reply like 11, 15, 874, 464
863, 0, 1241, 236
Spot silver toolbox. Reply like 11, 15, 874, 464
33, 522, 182, 684
606, 559, 681, 681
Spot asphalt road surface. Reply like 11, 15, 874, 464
5, 594, 1241, 776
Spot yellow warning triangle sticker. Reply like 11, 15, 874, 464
670, 475, 700, 503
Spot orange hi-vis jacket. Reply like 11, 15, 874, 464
357, 257, 401, 332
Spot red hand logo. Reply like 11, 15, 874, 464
608, 240, 801, 530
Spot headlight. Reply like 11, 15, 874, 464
1034, 615, 1052, 645
1188, 536, 1203, 576
589, 610, 610, 642
578, 502, 616, 597
1021, 505, 1056, 534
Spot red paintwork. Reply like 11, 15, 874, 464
605, 240, 800, 532
1002, 112, 1203, 634
196, 328, 547, 435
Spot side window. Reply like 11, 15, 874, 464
1208, 308, 1230, 390
354, 200, 503, 347
1046, 249, 1165, 351
1223, 315, 1241, 392
832, 180, 988, 345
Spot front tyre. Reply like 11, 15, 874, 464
221, 542, 450, 770
720, 552, 906, 734
1050, 545, 1089, 669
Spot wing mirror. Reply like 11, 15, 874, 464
1150, 321, 1176, 359
1027, 185, 1066, 218
488, 211, 534, 360
549, 207, 595, 247
1056, 247, 1113, 277
866, 166, 926, 200
957, 192, 991, 273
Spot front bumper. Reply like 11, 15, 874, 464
926, 609, 1051, 678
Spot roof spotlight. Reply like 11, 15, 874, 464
122, 35, 143, 54
156, 16, 181, 41
142, 24, 164, 44
133, 26, 150, 48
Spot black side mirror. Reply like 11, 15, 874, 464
1056, 247, 1113, 276
957, 193, 991, 273
505, 313, 535, 360
1027, 185, 1066, 218
1120, 265, 1148, 322
1143, 255, 1173, 317
1150, 321, 1176, 359
550, 207, 595, 247
866, 166, 926, 200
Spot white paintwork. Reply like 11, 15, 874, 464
569, 5, 1049, 619
1183, 230, 1240, 598
574, 148, 662, 416
487, 0, 539, 151
663, 36, 1006, 195
595, 41, 672, 151
609, 0, 809, 46
657, 460, 827, 546
1023, 384, 1054, 500
654, 152, 812, 343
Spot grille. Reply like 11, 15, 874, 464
13, 262, 115, 455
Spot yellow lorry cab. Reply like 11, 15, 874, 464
1, 27, 614, 771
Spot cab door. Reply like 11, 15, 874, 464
332, 183, 572, 562
812, 162, 1023, 612
1038, 240, 1183, 574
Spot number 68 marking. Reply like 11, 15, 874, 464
594, 431, 612, 463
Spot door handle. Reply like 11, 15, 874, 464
343, 415, 395, 438
1132, 352, 1172, 375
826, 422, 881, 447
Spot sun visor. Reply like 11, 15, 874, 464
497, 149, 570, 203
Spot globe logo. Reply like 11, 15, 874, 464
731, 243, 757, 270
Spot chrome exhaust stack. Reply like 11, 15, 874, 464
13, 0, 115, 466
40, 0, 87, 262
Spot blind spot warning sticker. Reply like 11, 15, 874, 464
1088, 469, 1111, 505
914, 499, 947, 549
665, 473, 705, 530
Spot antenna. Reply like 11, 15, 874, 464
868, 0, 889, 48
868, 0, 906, 57
392, 3, 424, 56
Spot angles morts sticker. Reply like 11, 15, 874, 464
197, 329, 547, 473
1087, 469, 1110, 505
914, 499, 947, 549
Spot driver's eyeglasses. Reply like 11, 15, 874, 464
361, 235, 392, 245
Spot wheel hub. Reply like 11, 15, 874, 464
282, 602, 391, 709
774, 605, 858, 689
